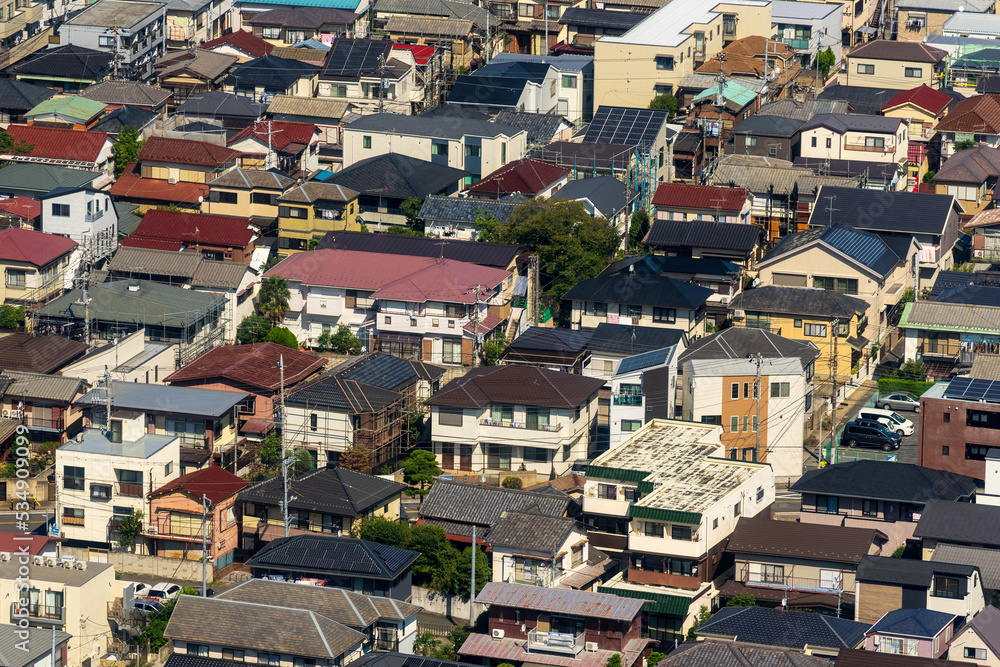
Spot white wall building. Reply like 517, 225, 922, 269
609, 346, 677, 448
38, 186, 118, 262
61, 0, 167, 77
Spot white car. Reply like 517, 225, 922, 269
147, 582, 182, 601
857, 408, 914, 436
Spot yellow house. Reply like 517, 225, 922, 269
206, 167, 294, 222
881, 84, 954, 188
843, 39, 947, 90
593, 0, 771, 108
0, 228, 77, 306
277, 181, 361, 255
896, 0, 995, 42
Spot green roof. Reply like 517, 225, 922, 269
26, 95, 107, 122
629, 505, 702, 525
0, 163, 99, 194
37, 279, 225, 328
693, 81, 758, 108
586, 465, 650, 483
598, 586, 691, 617
115, 201, 142, 236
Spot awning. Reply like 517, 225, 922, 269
908, 142, 926, 164
847, 335, 870, 351
0, 418, 18, 445
858, 25, 876, 34
513, 275, 529, 296
241, 418, 274, 434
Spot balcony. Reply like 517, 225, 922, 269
585, 530, 628, 551
11, 602, 65, 626
22, 415, 64, 432
582, 495, 630, 518
612, 394, 642, 406
479, 418, 562, 432
782, 38, 809, 49
629, 532, 702, 559
84, 210, 104, 223
844, 142, 895, 154
0, 2, 42, 40
526, 629, 585, 656
62, 516, 85, 526
626, 568, 701, 590
742, 569, 845, 594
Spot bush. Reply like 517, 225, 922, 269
264, 326, 298, 349
726, 594, 757, 607
236, 314, 273, 344
501, 476, 523, 489
877, 378, 935, 398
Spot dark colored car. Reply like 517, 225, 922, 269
841, 421, 900, 451
852, 419, 903, 443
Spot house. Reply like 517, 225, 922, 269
120, 209, 257, 263
679, 327, 819, 478
318, 229, 525, 271
0, 228, 77, 306
426, 364, 603, 475
502, 327, 593, 373
931, 544, 1000, 608
154, 51, 240, 104
38, 186, 117, 260
534, 142, 637, 181
582, 106, 676, 184
60, 0, 166, 80
882, 85, 954, 188
818, 83, 912, 118
0, 559, 117, 667
205, 166, 293, 226
608, 346, 676, 448
9, 45, 114, 94
343, 113, 527, 184
915, 499, 1000, 556
0, 197, 40, 230
844, 40, 947, 88
267, 95, 354, 149
695, 606, 869, 658
584, 419, 774, 644
274, 181, 361, 254
152, 0, 234, 51
0, 164, 102, 201
730, 114, 805, 162
770, 0, 843, 64
896, 0, 994, 41
0, 78, 55, 125
865, 608, 956, 658
658, 640, 834, 667
164, 341, 325, 439
942, 9, 1000, 37
798, 114, 909, 181
146, 465, 247, 567
0, 626, 71, 667
931, 145, 1000, 216
854, 555, 985, 624
247, 7, 359, 45
228, 120, 320, 177
557, 8, 646, 55
55, 425, 182, 546
652, 183, 752, 224
0, 371, 86, 444
932, 94, 1000, 163
317, 38, 421, 115
644, 219, 763, 268
90, 106, 160, 138
59, 329, 176, 387
1, 125, 113, 173
487, 511, 600, 588
794, 461, 977, 553
582, 324, 684, 388
239, 466, 406, 548
686, 35, 800, 101
723, 517, 887, 616
215, 579, 420, 654
682, 81, 764, 164
419, 195, 522, 241
466, 158, 570, 199
835, 648, 976, 667
24, 96, 107, 130
949, 605, 1000, 666
899, 301, 1000, 375
489, 53, 595, 123
458, 583, 654, 667
223, 54, 319, 104
244, 533, 419, 599
164, 593, 365, 665
959, 208, 1000, 262
201, 29, 274, 61
491, 110, 573, 147
0, 334, 87, 375
448, 60, 560, 116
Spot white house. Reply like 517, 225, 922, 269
487, 53, 595, 124
609, 346, 677, 448
489, 511, 593, 587
38, 186, 118, 262
798, 113, 909, 174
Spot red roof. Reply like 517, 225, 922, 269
119, 237, 185, 251
201, 29, 274, 58
110, 162, 209, 204
128, 209, 256, 248
464, 313, 503, 334
652, 183, 751, 212
4, 125, 108, 163
266, 248, 511, 303
466, 158, 570, 196
150, 465, 248, 505
0, 197, 40, 221
138, 136, 242, 167
935, 94, 1000, 134
0, 228, 77, 266
0, 533, 64, 555
392, 43, 435, 66
882, 84, 952, 115
228, 120, 318, 152
164, 341, 326, 391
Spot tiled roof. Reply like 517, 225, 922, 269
111, 247, 249, 289
474, 582, 647, 621
3, 125, 108, 163
936, 94, 1000, 134
932, 544, 1000, 590
0, 197, 40, 221
0, 334, 88, 375
174, 91, 263, 119
425, 364, 604, 409
285, 370, 404, 413
201, 29, 274, 57
587, 323, 683, 355
696, 606, 870, 651
325, 153, 467, 200
156, 49, 239, 81
914, 498, 1000, 546
267, 94, 350, 119
250, 6, 357, 27
800, 113, 903, 134
208, 167, 294, 190
0, 228, 76, 266
126, 209, 255, 248
847, 39, 947, 63
0, 78, 54, 113
384, 15, 472, 38
558, 7, 646, 29
0, 164, 100, 194
109, 162, 209, 204
727, 517, 882, 563
761, 224, 901, 278
374, 0, 487, 24
856, 554, 978, 587
279, 181, 358, 203
138, 136, 242, 167
225, 55, 319, 92
419, 195, 521, 226
900, 299, 1000, 332
729, 285, 868, 319
836, 648, 974, 667
228, 119, 318, 152
934, 144, 1000, 184
660, 641, 833, 667
4, 371, 84, 403
150, 465, 248, 504
553, 176, 628, 218
78, 81, 173, 108
792, 460, 977, 503
466, 158, 569, 196
710, 154, 857, 195
0, 626, 71, 667
91, 106, 159, 134
652, 183, 749, 212
882, 84, 952, 114
239, 466, 407, 516
563, 272, 714, 309
420, 479, 571, 532
491, 110, 567, 144
346, 112, 520, 140
333, 352, 446, 386
812, 185, 958, 236
166, 342, 324, 390
868, 608, 955, 639
318, 229, 523, 268
246, 533, 419, 578
11, 44, 113, 80
679, 327, 820, 366
644, 219, 761, 253
486, 511, 576, 554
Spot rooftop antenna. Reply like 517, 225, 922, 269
823, 195, 839, 227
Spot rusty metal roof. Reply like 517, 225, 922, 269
474, 582, 648, 621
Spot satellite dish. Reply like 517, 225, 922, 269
198, 196, 204, 203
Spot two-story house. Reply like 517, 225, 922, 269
798, 114, 909, 181
0, 229, 77, 306
228, 121, 320, 178
466, 158, 571, 199
205, 167, 294, 224
865, 608, 956, 658
1, 372, 86, 444
37, 186, 117, 262
0, 334, 87, 376
934, 94, 1000, 162
223, 55, 319, 103
652, 183, 752, 224
608, 345, 677, 448
948, 605, 1000, 665
246, 7, 360, 45
1, 125, 113, 173
644, 219, 764, 269
276, 181, 361, 255
896, 0, 993, 42
426, 365, 603, 476
121, 209, 257, 263
488, 53, 595, 123
695, 606, 869, 658
844, 40, 947, 88
488, 511, 596, 588
931, 144, 1000, 216
317, 38, 421, 115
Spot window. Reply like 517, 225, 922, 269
561, 75, 577, 88
862, 499, 878, 516
51, 203, 69, 217
251, 192, 274, 205
623, 487, 637, 502
656, 56, 674, 70
746, 312, 769, 329
116, 469, 143, 496
746, 136, 758, 147
518, 2, 531, 15
261, 26, 280, 38
217, 191, 238, 204
731, 383, 739, 399
436, 408, 462, 427
598, 483, 616, 500
857, 63, 875, 74
943, 412, 951, 423
804, 323, 827, 337
5, 269, 25, 288
603, 360, 614, 374
770, 382, 790, 398
760, 563, 784, 583
744, 382, 749, 399
654, 84, 673, 96
99, 35, 115, 47
752, 416, 758, 432
431, 142, 449, 157
310, 413, 318, 431
222, 649, 245, 661
865, 136, 885, 148
644, 522, 664, 537
442, 339, 462, 364
545, 4, 558, 18
621, 303, 642, 319
825, 137, 832, 149
967, 443, 991, 460
794, 319, 802, 328
283, 206, 307, 219
501, 143, 506, 164
742, 416, 749, 432
523, 447, 549, 462
933, 576, 961, 598
811, 136, 817, 147
968, 410, 1000, 429
943, 445, 950, 455
165, 461, 172, 476
756, 486, 764, 502
63, 466, 84, 490
170, 512, 212, 537
733, 502, 741, 517
701, 415, 722, 425
816, 494, 839, 514
905, 67, 922, 77
585, 301, 608, 317
62, 507, 84, 525
653, 307, 676, 324
713, 517, 719, 529
464, 144, 481, 157
622, 419, 642, 431
362, 136, 372, 149
965, 648, 988, 661
488, 444, 512, 470
723, 13, 737, 35
813, 276, 859, 295
671, 525, 692, 540
90, 484, 111, 500
730, 416, 738, 432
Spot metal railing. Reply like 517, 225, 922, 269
612, 395, 642, 406
844, 143, 895, 153
480, 419, 562, 431
12, 602, 64, 623
526, 629, 585, 655
742, 568, 844, 593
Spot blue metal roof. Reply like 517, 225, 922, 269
239, 0, 362, 9
616, 346, 675, 376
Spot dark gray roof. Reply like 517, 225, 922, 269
324, 153, 466, 200
77, 380, 248, 418
791, 461, 978, 503
731, 113, 804, 138
166, 657, 245, 667
660, 641, 832, 667
448, 76, 530, 108
818, 84, 907, 115
679, 327, 820, 366
801, 113, 903, 134
856, 554, 979, 586
934, 284, 1000, 307
425, 365, 604, 410
930, 270, 1000, 298
0, 626, 70, 667
697, 606, 870, 651
0, 163, 99, 195
0, 78, 55, 112
225, 55, 318, 90
239, 466, 407, 516
868, 609, 956, 639
762, 224, 901, 278
492, 110, 567, 144
534, 141, 636, 172
318, 230, 523, 268
812, 185, 958, 236
729, 285, 868, 319
553, 176, 629, 218
487, 510, 576, 554
12, 44, 113, 80
756, 97, 850, 120
91, 105, 159, 134
419, 479, 571, 533
115, 201, 143, 235
418, 194, 521, 225
656, 255, 740, 277
347, 653, 481, 667
914, 499, 1000, 546
645, 219, 762, 253
931, 544, 1000, 591
558, 7, 647, 29
286, 371, 402, 413
247, 534, 419, 579
333, 352, 446, 388
374, 0, 487, 24
563, 272, 714, 309
504, 326, 593, 354
321, 39, 390, 80
176, 91, 264, 119
587, 323, 684, 355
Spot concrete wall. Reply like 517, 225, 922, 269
63, 545, 212, 580
411, 585, 487, 622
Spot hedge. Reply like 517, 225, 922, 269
877, 378, 936, 398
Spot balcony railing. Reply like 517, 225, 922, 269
782, 38, 810, 48
526, 629, 585, 655
743, 569, 844, 593
613, 394, 642, 406
11, 602, 65, 624
844, 143, 895, 153
480, 418, 562, 431
84, 210, 104, 223
23, 415, 64, 431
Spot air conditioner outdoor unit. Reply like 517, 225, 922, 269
149, 526, 158, 534
44, 556, 57, 567
60, 560, 73, 568
8, 410, 21, 419
32, 555, 44, 565
585, 643, 599, 653
0, 552, 10, 561
492, 629, 505, 640
76, 561, 88, 570
167, 176, 178, 184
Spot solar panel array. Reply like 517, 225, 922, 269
616, 347, 672, 376
583, 106, 669, 148
944, 376, 1000, 403
324, 39, 385, 78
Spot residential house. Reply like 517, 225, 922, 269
154, 50, 240, 103
882, 85, 953, 187
215, 579, 421, 654
489, 53, 595, 123
854, 554, 985, 624
644, 219, 763, 268
931, 145, 1000, 216
0, 334, 87, 375
373, 0, 488, 66
0, 164, 103, 201
247, 7, 359, 45
9, 45, 113, 94
836, 648, 977, 667
865, 608, 955, 658
342, 113, 527, 184
557, 8, 646, 54
723, 517, 887, 616
583, 324, 685, 391
686, 35, 800, 102
0, 559, 117, 667
896, 0, 994, 42
730, 114, 805, 162
164, 594, 365, 665
0, 78, 54, 124
466, 158, 571, 199
38, 186, 117, 261
488, 511, 599, 588
916, 499, 1000, 556
533, 141, 637, 181
164, 341, 325, 440
661, 640, 837, 666
608, 346, 676, 448
695, 607, 869, 658
239, 466, 406, 549
943, 9, 1000, 37
75, 380, 249, 471
146, 465, 247, 568
0, 371, 86, 444
931, 95, 1000, 162
0, 197, 40, 230
957, 208, 1000, 260
426, 364, 603, 475
149, 0, 234, 51
55, 425, 182, 547
794, 460, 977, 553
899, 301, 1000, 373
201, 29, 274, 61
267, 95, 354, 150
797, 114, 909, 184
949, 605, 1000, 666
679, 327, 820, 478
0, 228, 77, 306
419, 195, 522, 241
931, 544, 1000, 607
318, 229, 525, 271
205, 167, 294, 225
24, 96, 106, 130
501, 327, 593, 373
448, 60, 560, 115
770, 0, 843, 65
226, 119, 320, 176
949, 47, 1000, 90
59, 329, 176, 387
60, 0, 166, 80
844, 40, 947, 89
0, 627, 71, 667
584, 419, 774, 645
317, 38, 421, 115
275, 181, 361, 253
458, 583, 654, 667
491, 109, 573, 147
90, 106, 160, 139
582, 106, 676, 183
244, 533, 419, 599
653, 255, 743, 325
682, 81, 763, 163
652, 183, 752, 224
1, 125, 113, 173
120, 209, 257, 263
223, 54, 318, 104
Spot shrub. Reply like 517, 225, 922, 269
877, 378, 935, 398
501, 476, 523, 489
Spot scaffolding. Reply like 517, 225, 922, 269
945, 43, 1000, 89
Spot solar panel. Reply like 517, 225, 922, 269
616, 347, 672, 376
583, 106, 669, 149
945, 375, 1000, 403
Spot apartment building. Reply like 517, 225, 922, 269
61, 0, 167, 79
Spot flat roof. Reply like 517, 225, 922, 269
60, 429, 178, 458
597, 0, 769, 48
77, 381, 249, 417
66, 0, 165, 27
770, 0, 840, 19
0, 558, 113, 585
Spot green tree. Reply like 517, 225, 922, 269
401, 449, 441, 489
339, 446, 371, 473
452, 545, 491, 597
139, 597, 177, 650
686, 605, 713, 640
475, 212, 502, 242
898, 359, 927, 381
923, 171, 936, 185
606, 655, 623, 667
258, 276, 291, 324
292, 448, 314, 475
116, 509, 143, 552
401, 197, 424, 233
265, 326, 298, 349
386, 225, 424, 236
648, 93, 678, 116
112, 125, 144, 178
237, 314, 273, 344
647, 653, 666, 667
501, 476, 522, 489
481, 337, 507, 366
628, 209, 649, 251
0, 129, 33, 155
408, 522, 459, 589
0, 305, 25, 330
726, 594, 757, 607
357, 516, 411, 547
414, 633, 440, 657
318, 324, 363, 354
307, 238, 320, 250
955, 138, 977, 151
816, 46, 836, 79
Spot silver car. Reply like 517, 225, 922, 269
879, 392, 920, 413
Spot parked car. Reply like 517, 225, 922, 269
853, 419, 903, 442
841, 421, 901, 451
879, 392, 920, 413
857, 408, 914, 436
147, 582, 182, 601
133, 599, 164, 614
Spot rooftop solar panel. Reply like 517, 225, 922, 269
583, 106, 669, 149
616, 347, 673, 376
945, 375, 1000, 403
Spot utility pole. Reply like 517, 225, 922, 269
377, 54, 386, 113
471, 285, 483, 368
528, 255, 539, 327
749, 352, 763, 463
201, 493, 208, 598
830, 318, 839, 465
823, 195, 839, 227
713, 53, 728, 161
469, 524, 477, 625
279, 355, 292, 536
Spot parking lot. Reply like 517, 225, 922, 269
837, 404, 920, 464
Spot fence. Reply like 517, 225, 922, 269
62, 546, 215, 580
411, 586, 487, 623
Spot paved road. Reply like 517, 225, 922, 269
0, 511, 52, 534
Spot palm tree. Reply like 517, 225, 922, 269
258, 276, 290, 324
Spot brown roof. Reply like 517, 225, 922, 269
149, 465, 247, 504
0, 333, 88, 375
4, 371, 84, 403
935, 95, 1000, 134
138, 136, 242, 167
156, 49, 238, 80
847, 39, 947, 63
164, 342, 325, 391
424, 364, 605, 410
835, 649, 975, 667
723, 35, 796, 59
727, 518, 884, 564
